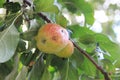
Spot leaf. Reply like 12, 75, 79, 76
20, 29, 38, 41
15, 66, 28, 80
101, 59, 115, 72
4, 54, 19, 80
17, 40, 26, 52
69, 25, 120, 66
0, 60, 13, 80
68, 25, 95, 38
70, 48, 84, 68
20, 52, 33, 66
28, 55, 45, 80
79, 58, 96, 76
0, 0, 4, 7
41, 69, 51, 80
60, 0, 94, 25
56, 14, 68, 27
80, 74, 98, 80
0, 24, 19, 63
74, 0, 94, 25
94, 33, 120, 67
79, 34, 95, 45
59, 60, 79, 80
34, 0, 59, 13
84, 12, 94, 25
51, 56, 67, 70
3, 2, 21, 13
67, 64, 79, 80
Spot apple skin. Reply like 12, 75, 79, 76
35, 23, 69, 53
55, 40, 74, 58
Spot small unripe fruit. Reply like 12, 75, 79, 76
35, 23, 69, 53
55, 40, 74, 58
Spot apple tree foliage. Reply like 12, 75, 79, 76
0, 0, 120, 80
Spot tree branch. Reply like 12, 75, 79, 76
37, 13, 52, 23
23, 0, 111, 79
70, 39, 111, 80
23, 0, 51, 23
23, 0, 31, 6
36, 12, 111, 80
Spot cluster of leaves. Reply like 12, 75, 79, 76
0, 0, 120, 80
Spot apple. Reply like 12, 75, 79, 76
35, 23, 69, 53
55, 40, 74, 58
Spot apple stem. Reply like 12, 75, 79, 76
70, 39, 111, 80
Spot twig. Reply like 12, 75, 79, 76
37, 13, 52, 23
23, 0, 31, 6
70, 39, 111, 80
23, 0, 51, 23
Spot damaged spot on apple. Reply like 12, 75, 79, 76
52, 36, 58, 41
61, 29, 64, 33
41, 39, 46, 44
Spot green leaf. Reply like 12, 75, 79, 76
20, 29, 38, 41
15, 66, 28, 80
51, 56, 67, 70
75, 1, 94, 25
79, 34, 95, 45
17, 40, 26, 52
69, 25, 120, 67
84, 12, 94, 25
0, 24, 19, 63
80, 74, 98, 80
56, 13, 68, 27
34, 0, 59, 13
60, 0, 94, 25
67, 64, 79, 80
94, 33, 120, 67
28, 55, 45, 80
20, 52, 33, 66
101, 59, 115, 72
64, 0, 78, 13
41, 69, 51, 80
79, 58, 96, 76
0, 60, 13, 80
0, 0, 4, 7
14, 15, 23, 28
3, 2, 21, 13
68, 25, 95, 38
70, 48, 84, 68
69, 25, 120, 64
59, 60, 79, 80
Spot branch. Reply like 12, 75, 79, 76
37, 13, 52, 23
38, 12, 111, 80
23, 0, 31, 6
23, 0, 111, 79
36, 12, 111, 80
70, 39, 111, 80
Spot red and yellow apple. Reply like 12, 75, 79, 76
35, 23, 69, 53
55, 40, 74, 58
